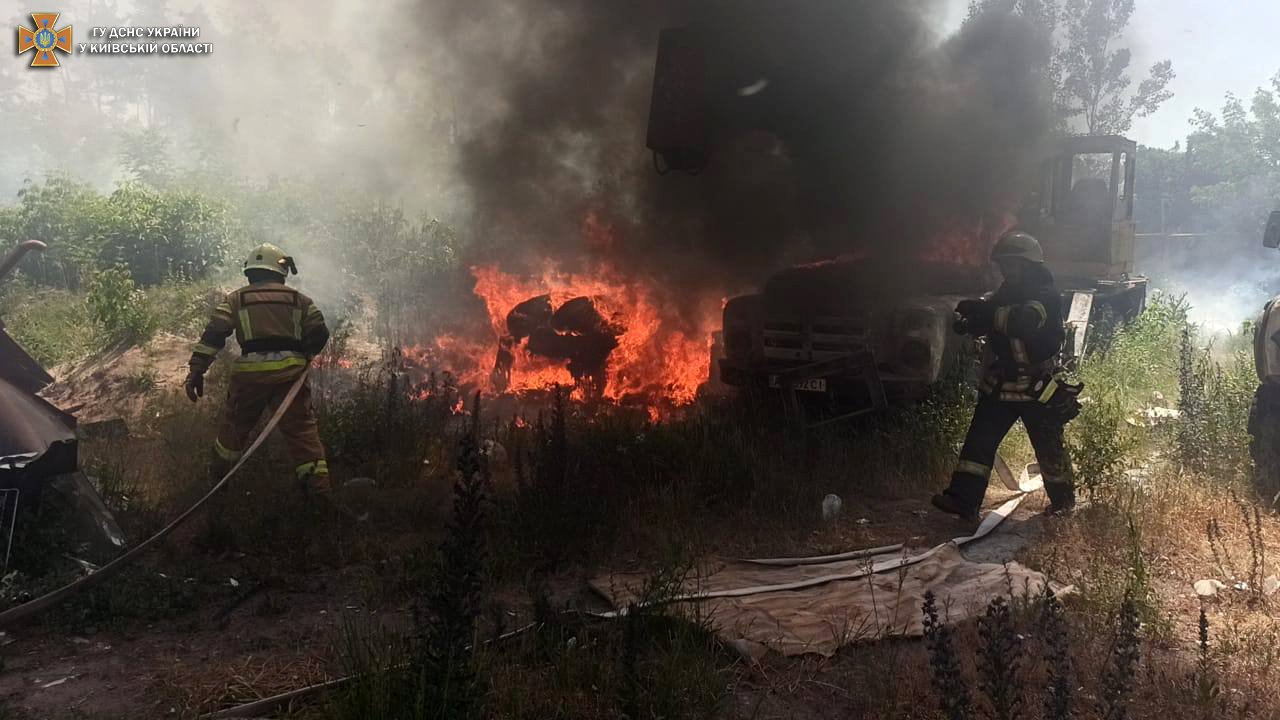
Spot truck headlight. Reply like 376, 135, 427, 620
899, 339, 931, 370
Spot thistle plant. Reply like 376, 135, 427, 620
1040, 586, 1073, 720
977, 596, 1023, 720
923, 590, 973, 720
1100, 591, 1140, 720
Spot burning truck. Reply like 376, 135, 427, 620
644, 27, 1147, 424
713, 136, 1146, 423
413, 15, 1145, 425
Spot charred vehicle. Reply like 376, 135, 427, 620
0, 241, 124, 567
719, 260, 985, 421
646, 28, 1147, 422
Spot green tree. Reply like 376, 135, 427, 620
0, 177, 233, 289
1133, 143, 1193, 234
966, 0, 1174, 135
1059, 0, 1174, 135
118, 128, 176, 187
1184, 79, 1280, 243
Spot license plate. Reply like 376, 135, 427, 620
769, 376, 827, 392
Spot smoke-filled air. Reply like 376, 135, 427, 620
7, 1, 1280, 718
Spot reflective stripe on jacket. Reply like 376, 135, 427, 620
188, 280, 329, 374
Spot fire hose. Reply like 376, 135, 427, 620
0, 368, 311, 628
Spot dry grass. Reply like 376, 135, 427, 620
159, 652, 331, 717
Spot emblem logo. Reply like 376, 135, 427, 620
17, 13, 72, 68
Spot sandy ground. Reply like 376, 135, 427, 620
41, 332, 195, 425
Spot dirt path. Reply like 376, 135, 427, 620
0, 569, 406, 718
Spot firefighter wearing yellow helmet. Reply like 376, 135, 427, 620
184, 243, 332, 495
931, 231, 1080, 521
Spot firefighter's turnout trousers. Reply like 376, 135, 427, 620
189, 279, 331, 493
1249, 383, 1280, 500
941, 265, 1075, 513
216, 368, 329, 493
946, 394, 1074, 511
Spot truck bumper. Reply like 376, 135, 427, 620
720, 351, 903, 424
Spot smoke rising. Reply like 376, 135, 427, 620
1, 1, 464, 214
418, 0, 1056, 306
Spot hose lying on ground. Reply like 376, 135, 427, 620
0, 368, 311, 628
201, 472, 1044, 718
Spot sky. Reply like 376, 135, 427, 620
935, 0, 1280, 149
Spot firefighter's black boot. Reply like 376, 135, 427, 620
931, 492, 980, 523
1043, 483, 1076, 517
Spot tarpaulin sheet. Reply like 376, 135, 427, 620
592, 544, 1057, 657
590, 463, 1064, 657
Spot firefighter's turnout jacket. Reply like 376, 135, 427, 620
188, 280, 332, 490
942, 265, 1075, 513
976, 267, 1066, 402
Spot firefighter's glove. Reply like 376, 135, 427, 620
954, 299, 994, 336
184, 369, 205, 403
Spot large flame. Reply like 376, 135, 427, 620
414, 260, 719, 415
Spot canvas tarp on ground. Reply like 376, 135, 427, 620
592, 543, 1057, 657
590, 466, 1066, 657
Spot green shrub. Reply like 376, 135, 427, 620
0, 175, 106, 289
0, 176, 232, 289
86, 264, 155, 348
1084, 293, 1188, 409
1178, 336, 1255, 477
98, 182, 232, 286
1067, 385, 1138, 500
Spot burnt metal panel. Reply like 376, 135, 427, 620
0, 321, 54, 395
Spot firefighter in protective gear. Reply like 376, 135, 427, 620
1250, 295, 1280, 500
931, 231, 1078, 521
184, 243, 332, 494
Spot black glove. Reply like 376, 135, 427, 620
184, 370, 205, 403
954, 299, 994, 336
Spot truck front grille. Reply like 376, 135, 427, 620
762, 315, 872, 362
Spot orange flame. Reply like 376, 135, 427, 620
417, 260, 719, 416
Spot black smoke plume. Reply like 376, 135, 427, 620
419, 0, 1054, 306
